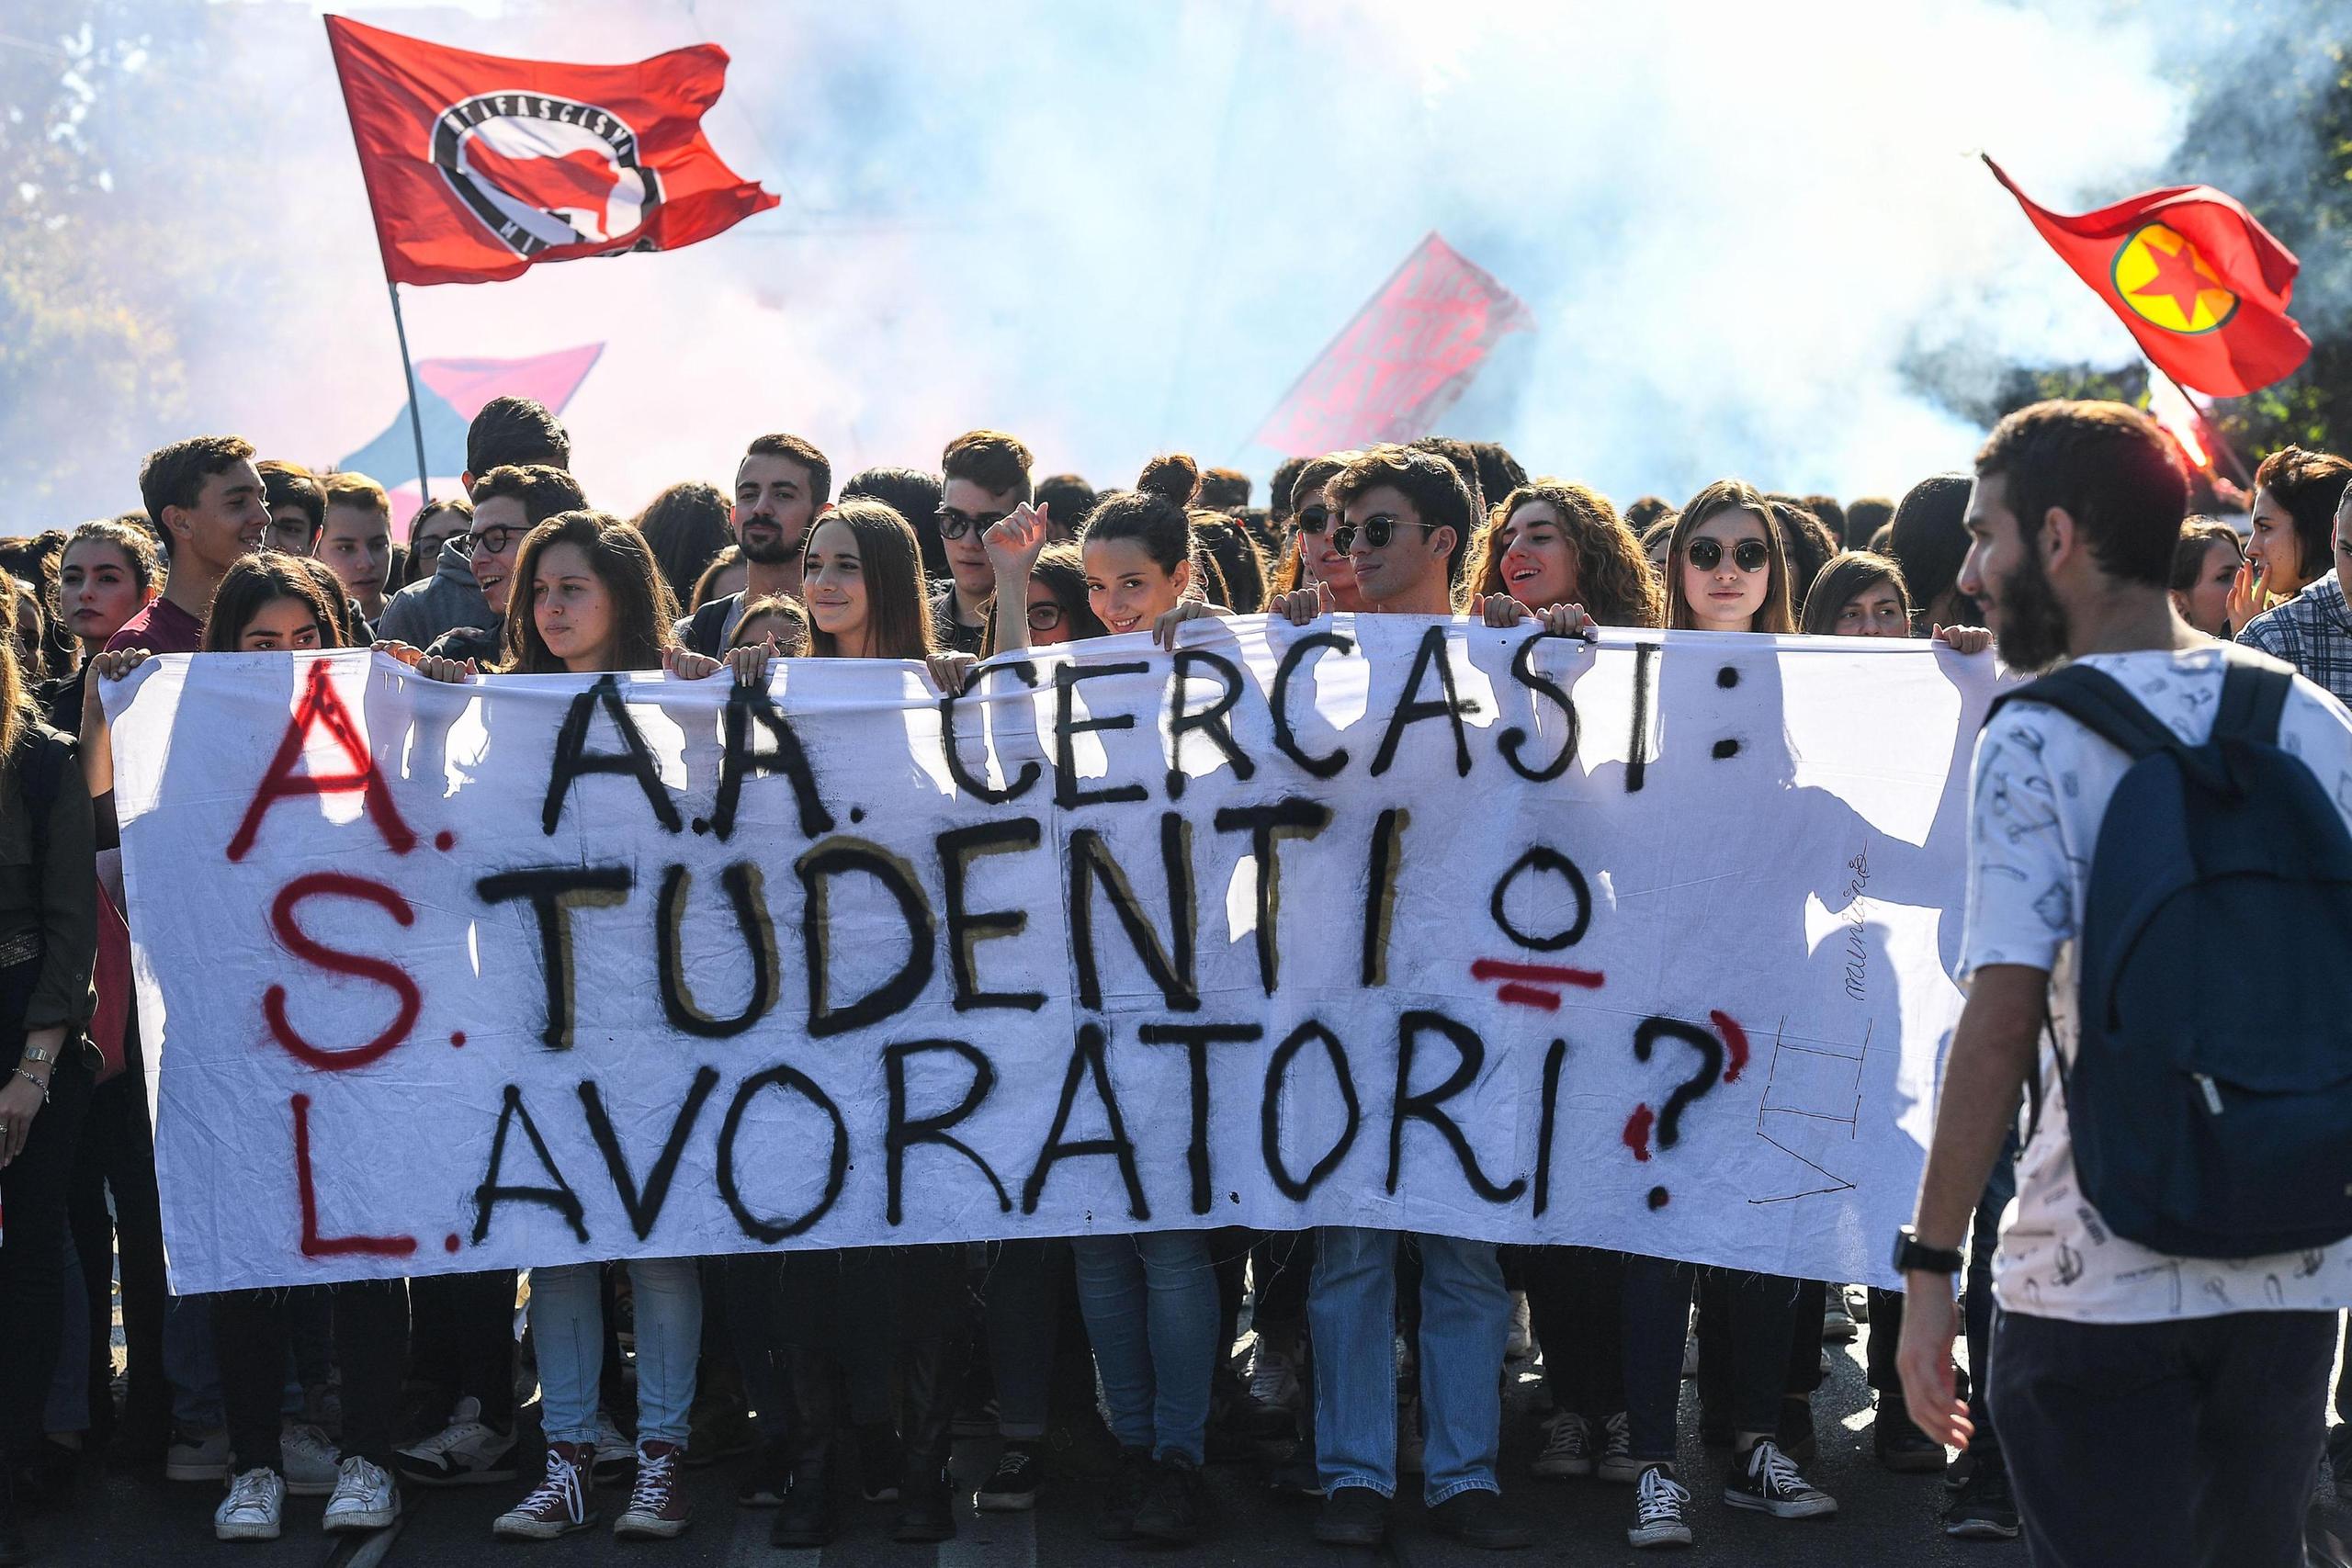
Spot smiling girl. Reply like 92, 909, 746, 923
1469, 480, 1664, 628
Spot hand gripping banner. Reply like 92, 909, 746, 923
104, 620, 1996, 1293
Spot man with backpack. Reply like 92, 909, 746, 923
1895, 400, 2352, 1567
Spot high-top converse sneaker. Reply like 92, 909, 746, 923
492, 1441, 598, 1540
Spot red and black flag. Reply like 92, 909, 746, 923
325, 15, 777, 287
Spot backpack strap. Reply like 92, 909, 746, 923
2213, 652, 2291, 747
1982, 663, 2181, 761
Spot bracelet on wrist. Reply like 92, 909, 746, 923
10, 1066, 51, 1103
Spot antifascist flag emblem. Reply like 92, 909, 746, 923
2112, 223, 2237, 336
326, 15, 776, 288
433, 93, 661, 258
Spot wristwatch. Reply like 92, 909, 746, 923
18, 1042, 52, 1067
1892, 1227, 1964, 1276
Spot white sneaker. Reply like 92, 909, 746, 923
1505, 1291, 1534, 1361
166, 1427, 230, 1483
323, 1456, 401, 1532
1595, 1411, 1642, 1483
215, 1467, 286, 1541
1530, 1412, 1592, 1478
1627, 1465, 1693, 1549
394, 1396, 519, 1486
279, 1423, 340, 1497
1248, 1345, 1303, 1414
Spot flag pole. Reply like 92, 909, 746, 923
385, 282, 433, 502
2154, 362, 2256, 491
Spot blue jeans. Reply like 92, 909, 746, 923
1072, 1232, 1216, 1464
531, 1259, 701, 1449
1309, 1227, 1509, 1506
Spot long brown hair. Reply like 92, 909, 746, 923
805, 499, 936, 661
0, 577, 28, 767
200, 553, 347, 652
1663, 479, 1794, 633
1469, 480, 1665, 627
501, 511, 678, 674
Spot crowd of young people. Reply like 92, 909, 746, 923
0, 390, 2345, 1566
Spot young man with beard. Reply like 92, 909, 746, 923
933, 431, 1033, 654
680, 433, 829, 656
1271, 446, 1532, 1553
1896, 400, 2352, 1568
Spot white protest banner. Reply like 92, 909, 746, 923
106, 618, 1996, 1294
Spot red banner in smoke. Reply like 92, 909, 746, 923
1254, 232, 1532, 456
325, 15, 777, 287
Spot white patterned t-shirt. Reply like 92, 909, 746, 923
1962, 644, 2352, 1324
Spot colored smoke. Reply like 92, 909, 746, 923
4, 0, 2341, 526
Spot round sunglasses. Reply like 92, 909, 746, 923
1333, 515, 1441, 552
1685, 536, 1770, 574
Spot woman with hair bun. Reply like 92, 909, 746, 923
973, 459, 1223, 1547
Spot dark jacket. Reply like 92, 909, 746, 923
377, 538, 492, 649
0, 724, 96, 1045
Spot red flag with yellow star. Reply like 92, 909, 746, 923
1984, 155, 2308, 399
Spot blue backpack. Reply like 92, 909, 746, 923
1985, 649, 2352, 1259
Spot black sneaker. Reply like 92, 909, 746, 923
856, 1423, 902, 1504
1312, 1484, 1389, 1548
1426, 1489, 1532, 1550
1133, 1452, 1205, 1545
1872, 1398, 1947, 1474
736, 1439, 791, 1508
1627, 1465, 1694, 1550
1723, 1440, 1837, 1519
976, 1443, 1042, 1513
1942, 1464, 2020, 1540
1092, 1447, 1151, 1541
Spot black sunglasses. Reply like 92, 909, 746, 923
457, 524, 528, 558
1686, 536, 1770, 574
1295, 504, 1333, 537
935, 506, 1010, 541
1333, 514, 1440, 552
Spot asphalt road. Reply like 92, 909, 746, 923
22, 1314, 2084, 1568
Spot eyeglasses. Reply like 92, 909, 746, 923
935, 506, 1010, 541
1026, 602, 1064, 633
1333, 514, 1440, 553
1295, 504, 1333, 537
457, 524, 528, 558
1685, 536, 1770, 574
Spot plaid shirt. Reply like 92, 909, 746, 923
2237, 570, 2352, 710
